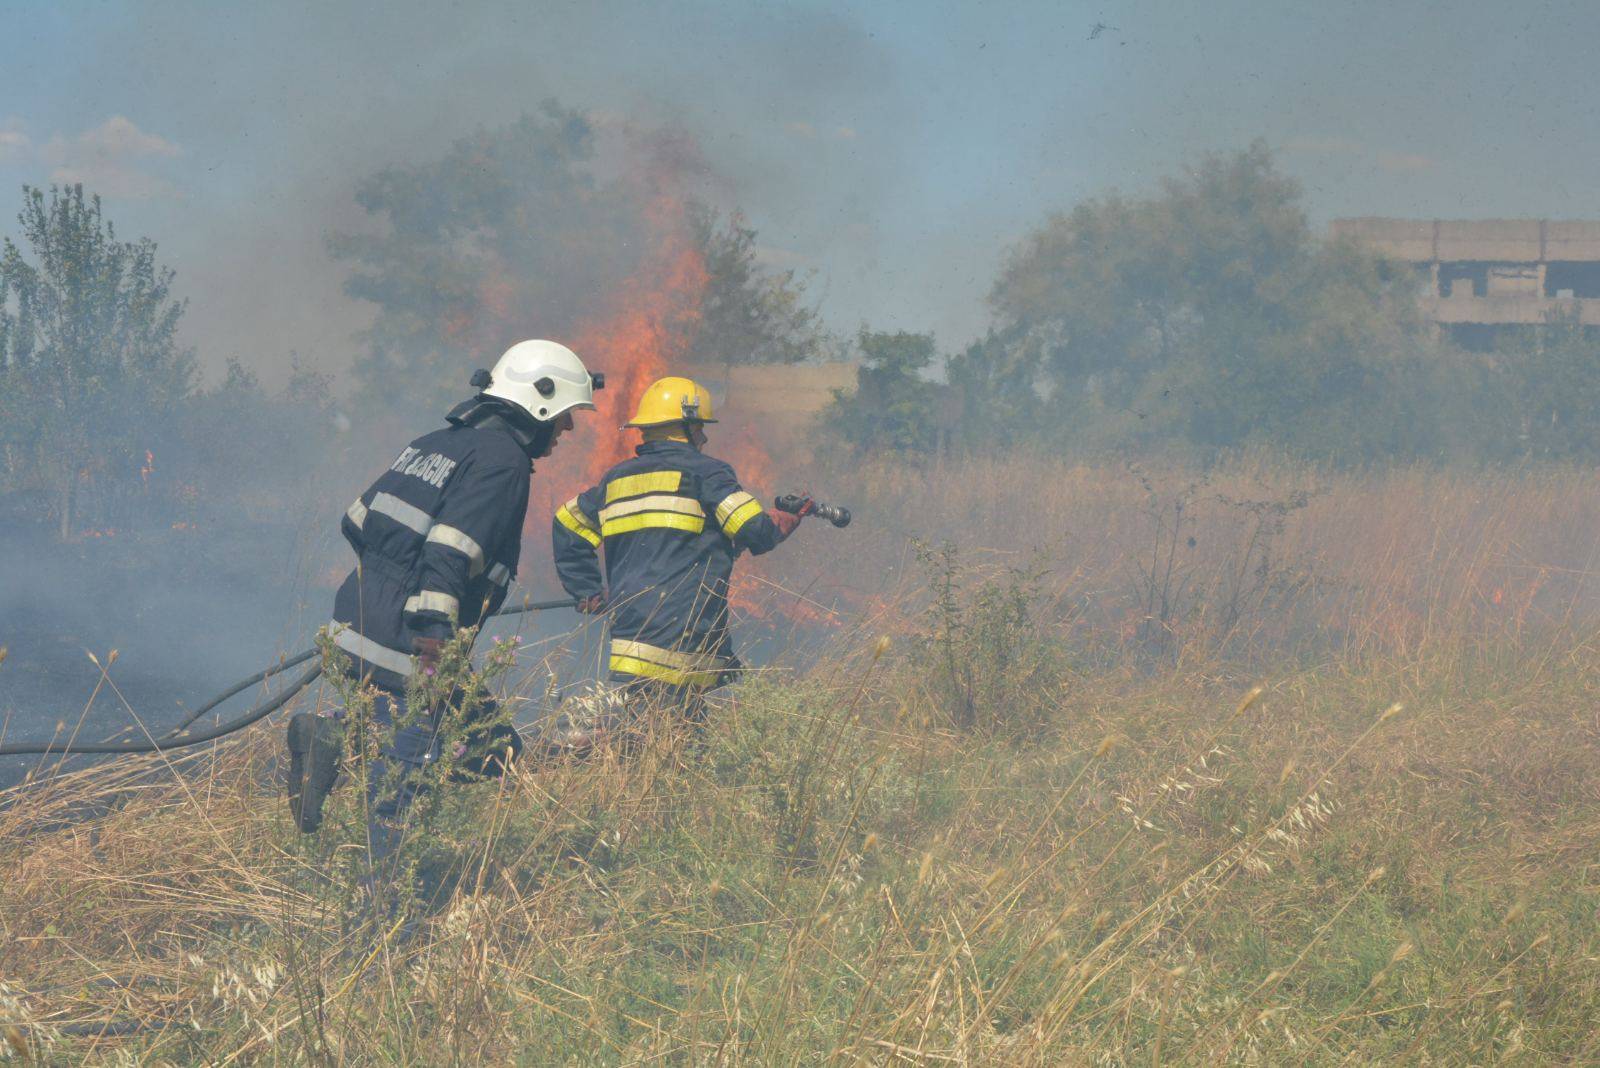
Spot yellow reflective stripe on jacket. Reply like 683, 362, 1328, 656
713, 490, 755, 527
611, 638, 727, 673
600, 511, 706, 538
598, 494, 704, 525
606, 469, 682, 503
555, 498, 601, 547
717, 493, 763, 538
609, 654, 722, 687
610, 637, 728, 686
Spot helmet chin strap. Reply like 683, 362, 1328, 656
446, 395, 556, 460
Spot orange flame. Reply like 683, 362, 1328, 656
555, 191, 709, 495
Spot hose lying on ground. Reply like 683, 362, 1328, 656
0, 598, 579, 757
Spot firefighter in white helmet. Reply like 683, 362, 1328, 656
288, 340, 602, 877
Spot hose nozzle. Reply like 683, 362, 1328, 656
775, 493, 851, 528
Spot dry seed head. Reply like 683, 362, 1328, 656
873, 635, 891, 659
1094, 734, 1119, 759
1233, 685, 1266, 719
1378, 702, 1404, 724
5, 1026, 27, 1057
1389, 941, 1414, 965
1366, 866, 1386, 884
861, 832, 879, 854
1496, 999, 1515, 1013
918, 852, 934, 883
1502, 900, 1527, 926
1278, 758, 1297, 786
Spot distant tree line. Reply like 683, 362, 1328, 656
828, 143, 1600, 466
12, 131, 1599, 547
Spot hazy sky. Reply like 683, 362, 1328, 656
4, 0, 1600, 384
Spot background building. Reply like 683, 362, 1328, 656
1331, 218, 1600, 348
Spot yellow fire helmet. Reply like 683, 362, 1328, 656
624, 376, 718, 428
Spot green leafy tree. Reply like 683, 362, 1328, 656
824, 329, 945, 454
966, 142, 1453, 463
0, 184, 194, 538
691, 205, 824, 367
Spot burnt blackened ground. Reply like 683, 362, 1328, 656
0, 518, 334, 787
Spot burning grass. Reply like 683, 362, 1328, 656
5, 455, 1600, 1062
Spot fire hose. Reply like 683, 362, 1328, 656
0, 598, 580, 758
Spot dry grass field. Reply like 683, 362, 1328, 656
4, 453, 1600, 1063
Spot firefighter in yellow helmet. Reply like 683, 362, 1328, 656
550, 375, 806, 745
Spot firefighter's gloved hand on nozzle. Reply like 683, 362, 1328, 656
412, 636, 447, 676
767, 507, 802, 540
577, 593, 606, 614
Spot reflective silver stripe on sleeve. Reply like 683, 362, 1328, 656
404, 591, 460, 621
369, 492, 432, 536
328, 621, 414, 677
487, 562, 511, 587
346, 498, 368, 529
425, 523, 486, 575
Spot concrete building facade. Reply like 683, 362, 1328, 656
1330, 218, 1600, 346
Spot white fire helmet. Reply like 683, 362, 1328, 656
480, 339, 601, 423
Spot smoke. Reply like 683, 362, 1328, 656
5, 1, 912, 390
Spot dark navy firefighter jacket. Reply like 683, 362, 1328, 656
331, 423, 530, 690
552, 440, 785, 687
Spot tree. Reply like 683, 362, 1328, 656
332, 103, 825, 421
964, 143, 1453, 463
0, 184, 194, 538
1494, 311, 1600, 461
824, 329, 945, 454
691, 205, 824, 367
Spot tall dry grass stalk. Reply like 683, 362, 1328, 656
758, 452, 1600, 662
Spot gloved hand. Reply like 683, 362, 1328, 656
767, 508, 801, 540
412, 636, 447, 676
577, 593, 607, 614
